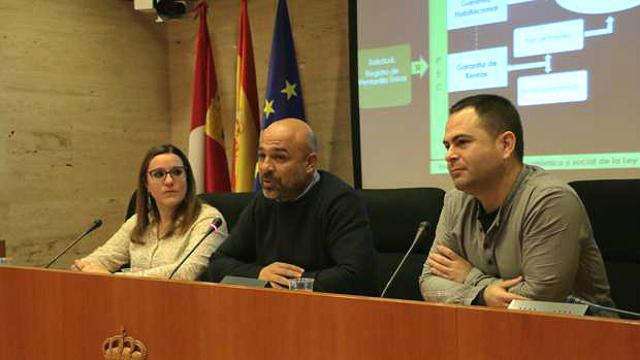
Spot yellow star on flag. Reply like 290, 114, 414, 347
280, 80, 298, 100
263, 99, 275, 119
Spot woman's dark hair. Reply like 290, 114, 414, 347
131, 144, 201, 244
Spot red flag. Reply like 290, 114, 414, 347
232, 0, 260, 192
188, 2, 230, 193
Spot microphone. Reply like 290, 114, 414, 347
566, 295, 640, 318
44, 219, 103, 269
380, 220, 430, 298
169, 217, 223, 279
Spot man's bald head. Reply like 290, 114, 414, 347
261, 118, 317, 154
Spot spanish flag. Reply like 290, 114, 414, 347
232, 0, 260, 192
188, 2, 231, 193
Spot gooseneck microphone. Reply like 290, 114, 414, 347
44, 219, 103, 269
380, 221, 430, 298
567, 295, 640, 318
169, 217, 223, 279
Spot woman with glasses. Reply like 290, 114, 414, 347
71, 144, 228, 280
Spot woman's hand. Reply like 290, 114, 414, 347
70, 259, 87, 271
71, 259, 110, 274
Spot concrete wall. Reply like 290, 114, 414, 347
0, 0, 171, 266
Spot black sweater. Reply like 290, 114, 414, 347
209, 171, 377, 296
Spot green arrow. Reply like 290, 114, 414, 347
411, 56, 428, 77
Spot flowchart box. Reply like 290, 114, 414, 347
448, 0, 507, 30
517, 70, 588, 106
514, 19, 585, 58
448, 46, 508, 93
358, 44, 411, 109
556, 0, 640, 14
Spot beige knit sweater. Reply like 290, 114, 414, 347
82, 204, 227, 280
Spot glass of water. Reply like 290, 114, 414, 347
289, 277, 314, 292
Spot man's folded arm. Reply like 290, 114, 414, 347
504, 189, 582, 301
419, 195, 492, 304
420, 252, 495, 304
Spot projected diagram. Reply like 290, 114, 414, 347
433, 0, 640, 174
358, 0, 638, 108
449, 0, 624, 106
356, 0, 640, 187
357, 0, 640, 176
357, 44, 427, 109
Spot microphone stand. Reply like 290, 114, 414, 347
380, 221, 430, 298
568, 295, 640, 318
45, 219, 103, 269
169, 218, 222, 279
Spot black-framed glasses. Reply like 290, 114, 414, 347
147, 166, 187, 182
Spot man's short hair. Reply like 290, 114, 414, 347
449, 94, 524, 162
307, 130, 318, 153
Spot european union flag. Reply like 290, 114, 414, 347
261, 0, 305, 129
255, 0, 305, 190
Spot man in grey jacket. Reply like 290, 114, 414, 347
419, 94, 614, 310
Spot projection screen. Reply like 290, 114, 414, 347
352, 0, 640, 189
